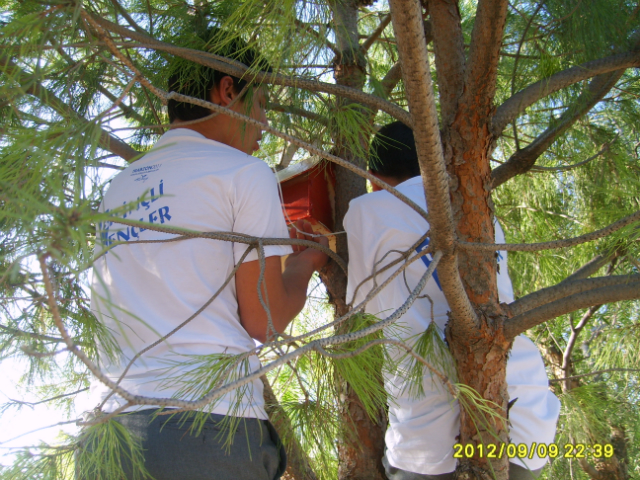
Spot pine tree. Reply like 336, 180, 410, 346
1, 1, 639, 479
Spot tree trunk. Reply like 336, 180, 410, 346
321, 2, 387, 479
446, 317, 512, 480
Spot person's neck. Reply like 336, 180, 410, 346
370, 172, 411, 191
171, 119, 226, 144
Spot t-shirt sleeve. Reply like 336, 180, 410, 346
231, 161, 293, 264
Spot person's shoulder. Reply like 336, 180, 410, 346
349, 177, 424, 213
152, 128, 253, 161
349, 189, 391, 209
230, 155, 275, 181
345, 190, 400, 232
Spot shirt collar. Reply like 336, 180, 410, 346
153, 128, 233, 151
395, 176, 423, 189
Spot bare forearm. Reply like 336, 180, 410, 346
237, 255, 319, 342
236, 221, 329, 342
278, 256, 317, 327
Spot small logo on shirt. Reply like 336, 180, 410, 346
130, 164, 162, 182
416, 238, 442, 291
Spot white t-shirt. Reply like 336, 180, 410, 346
89, 129, 292, 419
345, 176, 560, 474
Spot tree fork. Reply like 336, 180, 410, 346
391, 0, 512, 478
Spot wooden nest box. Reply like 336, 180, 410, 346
276, 157, 337, 252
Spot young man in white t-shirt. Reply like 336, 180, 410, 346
84, 35, 327, 480
344, 122, 560, 480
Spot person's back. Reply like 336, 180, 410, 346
344, 122, 560, 479
91, 128, 288, 418
80, 31, 328, 480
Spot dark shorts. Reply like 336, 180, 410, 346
78, 409, 286, 480
382, 452, 542, 480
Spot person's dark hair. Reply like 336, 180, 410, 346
369, 121, 420, 181
167, 29, 271, 123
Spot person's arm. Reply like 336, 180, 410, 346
235, 220, 328, 342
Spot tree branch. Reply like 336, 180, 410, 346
505, 282, 640, 338
390, 0, 477, 325
463, 0, 509, 114
379, 17, 432, 100
294, 18, 338, 54
0, 324, 66, 344
380, 61, 402, 99
0, 56, 140, 162
109, 0, 148, 35
268, 102, 329, 126
528, 141, 611, 172
492, 50, 640, 135
492, 67, 624, 188
88, 14, 412, 127
362, 14, 391, 52
562, 305, 601, 374
506, 275, 639, 317
428, 0, 465, 126
561, 251, 620, 284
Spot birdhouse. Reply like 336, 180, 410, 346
277, 157, 336, 252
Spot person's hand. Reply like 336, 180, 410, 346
287, 219, 329, 271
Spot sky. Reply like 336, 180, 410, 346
0, 356, 87, 466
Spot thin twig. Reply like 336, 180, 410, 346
528, 141, 611, 172
6, 388, 89, 408
349, 231, 430, 306
549, 368, 640, 383
0, 420, 78, 445
0, 324, 65, 343
87, 14, 412, 126
293, 18, 338, 54
459, 210, 640, 252
74, 252, 442, 417
100, 246, 255, 408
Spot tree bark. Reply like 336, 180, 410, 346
392, 0, 514, 478
325, 2, 387, 479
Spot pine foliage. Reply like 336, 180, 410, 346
1, 0, 639, 479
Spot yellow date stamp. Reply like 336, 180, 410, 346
453, 443, 614, 459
